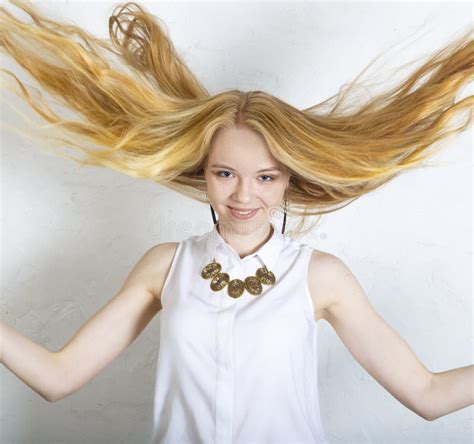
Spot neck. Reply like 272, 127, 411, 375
217, 222, 273, 259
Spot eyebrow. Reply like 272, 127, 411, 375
210, 163, 281, 173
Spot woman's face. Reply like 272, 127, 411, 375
203, 125, 290, 234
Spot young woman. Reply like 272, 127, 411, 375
0, 1, 472, 442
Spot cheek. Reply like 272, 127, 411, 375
207, 176, 226, 191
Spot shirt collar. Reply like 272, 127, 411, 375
204, 221, 286, 271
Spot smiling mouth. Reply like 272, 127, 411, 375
227, 206, 260, 219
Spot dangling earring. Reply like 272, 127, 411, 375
206, 191, 218, 225
281, 190, 289, 235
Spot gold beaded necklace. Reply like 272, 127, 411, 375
201, 258, 276, 299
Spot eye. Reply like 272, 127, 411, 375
216, 170, 233, 178
215, 171, 275, 182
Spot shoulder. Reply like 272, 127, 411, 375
133, 242, 180, 302
149, 241, 180, 258
308, 248, 360, 322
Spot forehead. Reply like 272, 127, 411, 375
209, 126, 275, 163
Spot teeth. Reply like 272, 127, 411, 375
232, 208, 253, 215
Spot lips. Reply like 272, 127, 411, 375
228, 206, 259, 220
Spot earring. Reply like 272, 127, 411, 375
281, 191, 289, 235
206, 191, 218, 225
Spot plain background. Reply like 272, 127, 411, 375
1, 1, 472, 443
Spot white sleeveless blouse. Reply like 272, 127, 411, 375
151, 221, 328, 443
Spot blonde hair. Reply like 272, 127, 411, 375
1, 0, 472, 237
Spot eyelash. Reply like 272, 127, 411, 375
215, 170, 275, 182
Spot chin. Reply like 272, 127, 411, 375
217, 209, 269, 231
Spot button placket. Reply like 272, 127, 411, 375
214, 258, 239, 442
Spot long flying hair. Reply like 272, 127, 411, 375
1, 0, 472, 236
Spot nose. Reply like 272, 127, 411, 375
231, 178, 255, 204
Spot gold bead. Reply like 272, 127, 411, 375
245, 276, 262, 295
210, 272, 229, 291
201, 260, 221, 279
228, 279, 245, 298
256, 267, 275, 285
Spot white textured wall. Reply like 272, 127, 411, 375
1, 1, 472, 443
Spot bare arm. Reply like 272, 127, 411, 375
428, 364, 474, 421
310, 251, 472, 421
1, 242, 178, 402
0, 321, 65, 402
